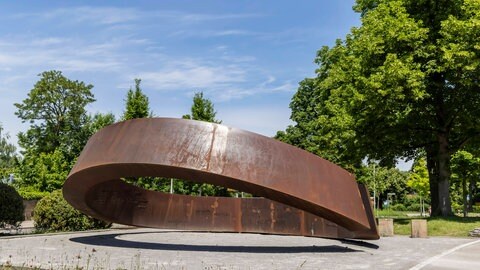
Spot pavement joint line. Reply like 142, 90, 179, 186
408, 238, 480, 270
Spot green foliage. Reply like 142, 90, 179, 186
376, 209, 412, 218
279, 0, 480, 216
390, 203, 406, 211
84, 112, 116, 135
33, 190, 109, 232
407, 158, 430, 198
0, 124, 18, 182
16, 149, 71, 193
122, 79, 152, 120
16, 186, 50, 200
402, 194, 430, 209
182, 92, 221, 124
0, 183, 24, 228
406, 203, 422, 212
357, 164, 409, 208
15, 70, 95, 160
14, 70, 113, 195
451, 150, 480, 216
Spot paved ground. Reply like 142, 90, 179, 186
1, 228, 479, 270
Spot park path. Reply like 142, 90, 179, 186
0, 228, 478, 269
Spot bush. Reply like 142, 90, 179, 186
0, 183, 24, 228
390, 203, 407, 211
33, 190, 110, 232
17, 186, 50, 200
406, 203, 422, 212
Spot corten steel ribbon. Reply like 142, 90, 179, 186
63, 118, 379, 240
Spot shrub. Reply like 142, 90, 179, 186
33, 190, 110, 232
17, 186, 50, 200
0, 183, 24, 228
390, 203, 407, 211
406, 203, 422, 212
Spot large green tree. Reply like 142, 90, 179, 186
278, 0, 480, 216
14, 71, 115, 193
15, 70, 95, 160
122, 79, 152, 120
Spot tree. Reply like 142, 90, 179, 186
451, 150, 480, 217
83, 113, 116, 135
14, 113, 115, 194
15, 70, 95, 161
407, 158, 430, 215
122, 79, 152, 120
357, 163, 409, 210
16, 149, 71, 193
0, 124, 17, 183
279, 0, 480, 216
182, 92, 221, 124
14, 71, 107, 194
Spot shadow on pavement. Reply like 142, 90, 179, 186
70, 231, 366, 253
339, 238, 379, 249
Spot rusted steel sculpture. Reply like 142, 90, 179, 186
63, 118, 379, 240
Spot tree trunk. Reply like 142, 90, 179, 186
463, 177, 467, 217
425, 133, 453, 217
426, 146, 439, 214
468, 179, 475, 212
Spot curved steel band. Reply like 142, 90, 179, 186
63, 118, 379, 240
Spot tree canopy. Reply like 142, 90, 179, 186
15, 70, 95, 160
13, 71, 115, 194
277, 0, 480, 216
182, 92, 221, 124
122, 79, 151, 120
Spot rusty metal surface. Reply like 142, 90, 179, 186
63, 118, 379, 240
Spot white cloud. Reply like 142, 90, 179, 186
175, 12, 263, 23
11, 7, 260, 26
23, 6, 140, 25
220, 105, 293, 137
138, 63, 246, 90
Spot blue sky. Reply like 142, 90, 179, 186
0, 1, 364, 149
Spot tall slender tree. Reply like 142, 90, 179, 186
122, 79, 152, 120
182, 92, 221, 124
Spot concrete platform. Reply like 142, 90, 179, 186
1, 228, 479, 269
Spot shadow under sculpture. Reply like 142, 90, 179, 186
63, 118, 379, 240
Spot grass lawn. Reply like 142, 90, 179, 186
387, 215, 480, 237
